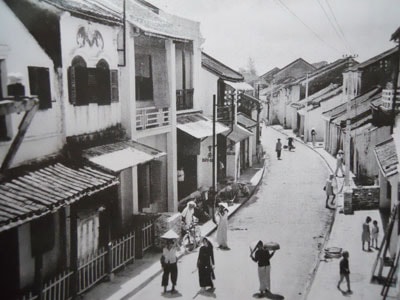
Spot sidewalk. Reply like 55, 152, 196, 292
271, 125, 384, 300
82, 160, 266, 300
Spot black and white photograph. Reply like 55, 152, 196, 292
0, 0, 400, 299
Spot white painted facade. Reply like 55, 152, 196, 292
0, 1, 63, 167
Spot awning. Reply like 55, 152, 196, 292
237, 113, 257, 129
374, 138, 398, 178
177, 113, 229, 139
83, 140, 166, 173
224, 81, 254, 91
0, 163, 118, 233
221, 124, 253, 143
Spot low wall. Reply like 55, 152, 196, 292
154, 212, 182, 249
344, 186, 380, 214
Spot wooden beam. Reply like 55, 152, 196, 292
0, 97, 39, 116
1, 102, 39, 172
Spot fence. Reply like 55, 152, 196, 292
20, 230, 138, 300
141, 221, 154, 252
77, 248, 108, 294
136, 106, 170, 130
111, 231, 136, 272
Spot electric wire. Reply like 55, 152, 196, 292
273, 0, 341, 54
315, 0, 350, 54
324, 0, 355, 54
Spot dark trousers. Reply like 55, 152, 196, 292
162, 263, 178, 287
276, 150, 281, 159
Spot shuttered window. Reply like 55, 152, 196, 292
68, 56, 118, 106
28, 66, 52, 109
135, 54, 153, 101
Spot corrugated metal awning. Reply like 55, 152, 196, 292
374, 138, 398, 178
237, 113, 257, 129
221, 124, 253, 143
177, 113, 229, 139
0, 163, 118, 233
83, 140, 166, 173
224, 81, 254, 91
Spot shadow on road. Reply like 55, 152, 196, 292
252, 291, 285, 299
161, 290, 183, 298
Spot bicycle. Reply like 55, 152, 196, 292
181, 221, 202, 252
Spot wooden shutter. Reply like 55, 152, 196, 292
28, 66, 52, 109
87, 68, 98, 103
96, 67, 111, 105
68, 66, 77, 105
110, 70, 119, 102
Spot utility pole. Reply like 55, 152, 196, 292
212, 95, 216, 222
344, 55, 357, 186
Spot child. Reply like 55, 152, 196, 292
362, 216, 372, 251
337, 251, 352, 294
371, 220, 379, 249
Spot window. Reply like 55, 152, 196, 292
135, 54, 153, 101
28, 66, 52, 109
0, 61, 10, 141
68, 56, 118, 106
68, 56, 88, 106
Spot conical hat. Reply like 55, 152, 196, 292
160, 229, 179, 240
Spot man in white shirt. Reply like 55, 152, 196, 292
161, 239, 178, 293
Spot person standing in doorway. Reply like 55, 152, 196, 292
250, 241, 275, 297
161, 239, 178, 293
335, 150, 345, 177
275, 138, 282, 160
311, 128, 316, 147
215, 203, 229, 250
337, 250, 352, 294
197, 237, 215, 291
324, 174, 336, 209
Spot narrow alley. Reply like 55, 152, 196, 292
127, 126, 334, 300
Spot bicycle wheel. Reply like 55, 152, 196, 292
182, 233, 195, 251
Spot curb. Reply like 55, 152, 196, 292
268, 126, 337, 300
120, 162, 267, 299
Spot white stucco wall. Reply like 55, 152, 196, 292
199, 67, 219, 117
59, 12, 121, 137
197, 136, 214, 188
0, 1, 63, 167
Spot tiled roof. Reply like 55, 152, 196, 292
374, 138, 398, 178
323, 87, 381, 119
202, 52, 244, 82
221, 124, 253, 143
259, 67, 280, 80
332, 91, 381, 125
177, 113, 229, 139
0, 163, 118, 232
349, 47, 398, 71
42, 0, 121, 25
296, 83, 340, 107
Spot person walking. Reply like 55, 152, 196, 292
337, 250, 352, 294
311, 128, 316, 147
362, 216, 372, 251
371, 220, 380, 249
275, 138, 282, 160
215, 203, 229, 250
334, 150, 345, 177
197, 237, 215, 291
324, 174, 336, 209
161, 239, 178, 293
250, 241, 276, 297
287, 137, 294, 151
256, 141, 264, 163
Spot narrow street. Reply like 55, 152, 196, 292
128, 126, 335, 300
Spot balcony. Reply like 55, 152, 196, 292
136, 106, 170, 130
381, 89, 400, 111
176, 89, 194, 110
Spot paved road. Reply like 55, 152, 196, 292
128, 126, 334, 300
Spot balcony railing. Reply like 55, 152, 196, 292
136, 106, 170, 130
382, 89, 400, 110
176, 89, 194, 110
